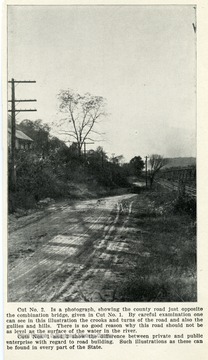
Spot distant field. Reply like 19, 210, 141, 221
163, 157, 196, 169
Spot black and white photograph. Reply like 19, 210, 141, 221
7, 5, 196, 302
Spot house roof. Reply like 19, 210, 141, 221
8, 128, 33, 142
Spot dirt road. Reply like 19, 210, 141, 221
8, 193, 138, 302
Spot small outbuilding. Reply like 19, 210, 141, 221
8, 128, 33, 150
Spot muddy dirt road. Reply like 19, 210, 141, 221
8, 194, 139, 302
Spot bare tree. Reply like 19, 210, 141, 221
149, 154, 168, 187
57, 90, 106, 156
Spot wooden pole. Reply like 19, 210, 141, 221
145, 156, 148, 188
11, 78, 16, 191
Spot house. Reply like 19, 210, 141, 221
8, 128, 33, 150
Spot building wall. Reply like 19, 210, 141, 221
8, 132, 33, 150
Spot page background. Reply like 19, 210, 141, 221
3, 0, 208, 359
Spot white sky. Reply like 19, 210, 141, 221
8, 5, 196, 161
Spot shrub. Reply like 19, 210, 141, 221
173, 195, 196, 218
8, 152, 70, 212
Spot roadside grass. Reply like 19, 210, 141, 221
116, 186, 196, 302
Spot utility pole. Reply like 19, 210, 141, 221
145, 156, 148, 188
101, 151, 104, 169
83, 142, 94, 157
10, 79, 16, 191
8, 79, 37, 192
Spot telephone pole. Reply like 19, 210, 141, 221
145, 156, 148, 188
83, 142, 94, 157
8, 79, 37, 192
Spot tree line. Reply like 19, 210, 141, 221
8, 118, 146, 212
8, 89, 166, 212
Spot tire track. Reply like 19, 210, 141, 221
54, 200, 134, 302
8, 209, 107, 301
8, 194, 136, 302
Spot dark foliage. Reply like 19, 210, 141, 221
8, 121, 131, 212
174, 195, 196, 218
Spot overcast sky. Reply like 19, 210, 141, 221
8, 5, 196, 161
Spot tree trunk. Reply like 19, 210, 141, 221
150, 174, 154, 188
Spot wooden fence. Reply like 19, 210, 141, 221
156, 166, 196, 197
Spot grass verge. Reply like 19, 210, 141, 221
116, 186, 196, 302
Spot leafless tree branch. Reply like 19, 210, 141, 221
58, 89, 107, 155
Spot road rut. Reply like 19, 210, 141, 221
8, 194, 138, 302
